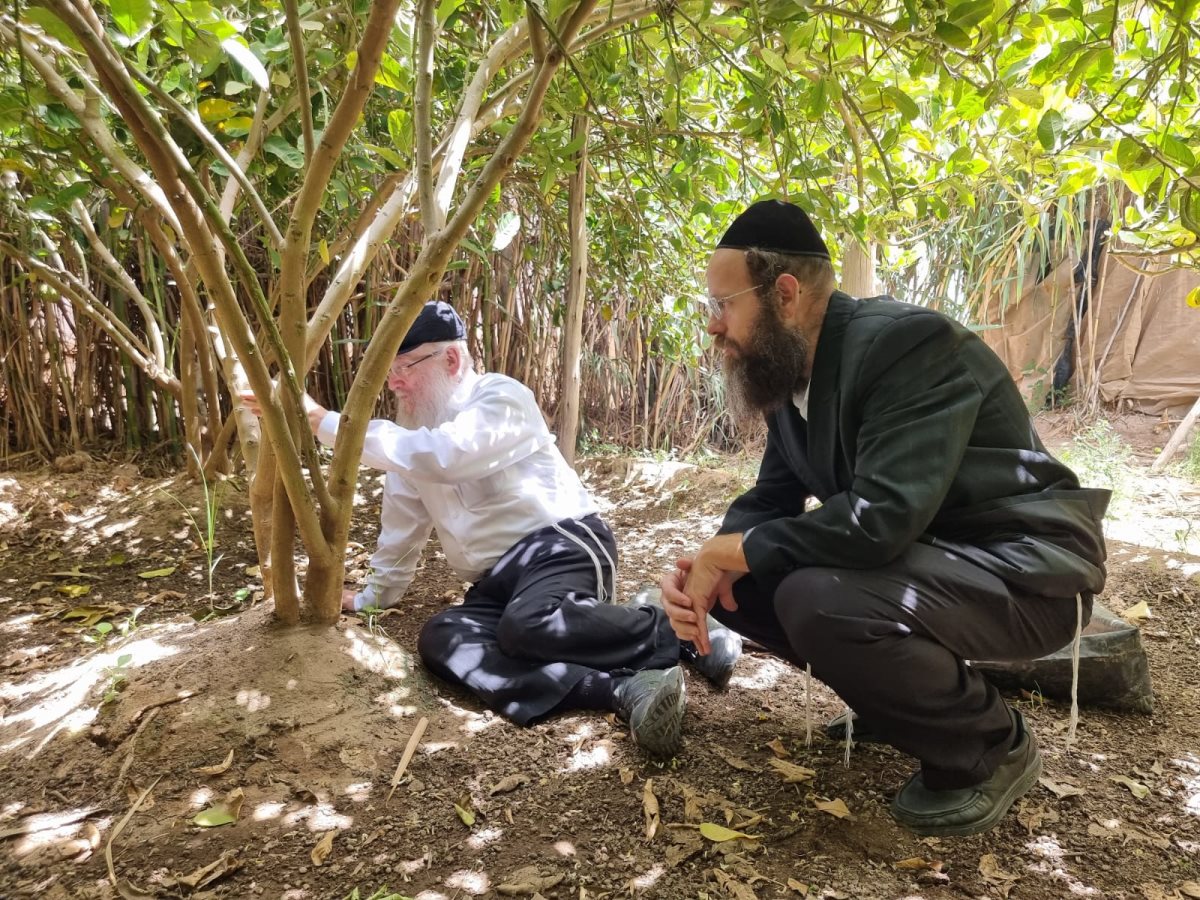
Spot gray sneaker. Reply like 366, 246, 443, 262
614, 666, 686, 758
626, 587, 743, 689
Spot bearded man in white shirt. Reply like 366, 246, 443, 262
243, 301, 740, 757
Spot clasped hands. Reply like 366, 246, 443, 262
659, 532, 747, 655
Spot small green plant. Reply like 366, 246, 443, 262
1176, 434, 1200, 485
1058, 419, 1135, 508
157, 451, 225, 605
102, 653, 133, 704
343, 888, 413, 900
359, 603, 384, 637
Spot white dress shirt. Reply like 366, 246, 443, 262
317, 370, 597, 610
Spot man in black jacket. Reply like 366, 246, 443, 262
660, 199, 1109, 836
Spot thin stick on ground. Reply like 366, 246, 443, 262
106, 774, 163, 899
387, 716, 429, 803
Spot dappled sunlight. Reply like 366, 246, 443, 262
1172, 752, 1200, 817
253, 801, 286, 821
630, 863, 666, 891
729, 655, 792, 690
1025, 835, 1103, 895
553, 840, 576, 857
561, 723, 614, 772
8, 809, 110, 860
466, 826, 503, 849
445, 869, 489, 894
0, 612, 38, 634
189, 787, 214, 810
341, 625, 413, 678
235, 688, 271, 712
413, 891, 449, 900
283, 800, 353, 832
373, 686, 419, 718
0, 626, 189, 755
344, 782, 373, 803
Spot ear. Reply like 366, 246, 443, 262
774, 273, 803, 322
443, 343, 461, 374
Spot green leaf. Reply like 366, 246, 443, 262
949, 0, 993, 29
699, 822, 757, 842
137, 566, 176, 579
1181, 188, 1200, 238
221, 37, 269, 90
109, 0, 153, 39
492, 212, 520, 251
759, 47, 789, 77
1187, 286, 1200, 309
263, 135, 304, 169
193, 805, 237, 827
198, 98, 237, 123
437, 0, 465, 25
387, 109, 411, 153
1036, 109, 1063, 151
20, 7, 84, 51
375, 54, 407, 92
1116, 137, 1147, 171
885, 86, 919, 121
1160, 135, 1196, 170
934, 21, 972, 49
453, 803, 475, 826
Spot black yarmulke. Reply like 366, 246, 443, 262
398, 301, 466, 354
717, 199, 830, 258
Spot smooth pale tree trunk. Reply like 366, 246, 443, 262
556, 114, 589, 465
1152, 395, 1200, 472
842, 239, 876, 298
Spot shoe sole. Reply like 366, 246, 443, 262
631, 668, 686, 758
892, 751, 1043, 838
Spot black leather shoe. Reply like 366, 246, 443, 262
626, 588, 743, 688
824, 710, 885, 745
614, 666, 686, 758
890, 711, 1041, 837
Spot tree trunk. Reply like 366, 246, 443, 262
842, 239, 876, 297
556, 114, 589, 465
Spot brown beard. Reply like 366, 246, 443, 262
719, 295, 810, 423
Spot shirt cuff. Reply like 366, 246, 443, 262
317, 410, 341, 448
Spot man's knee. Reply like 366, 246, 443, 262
417, 610, 459, 669
772, 568, 863, 659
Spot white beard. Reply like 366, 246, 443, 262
395, 368, 461, 430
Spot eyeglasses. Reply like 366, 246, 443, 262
703, 284, 763, 320
390, 347, 444, 376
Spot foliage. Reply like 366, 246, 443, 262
1059, 417, 1136, 507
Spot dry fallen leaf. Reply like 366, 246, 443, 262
162, 849, 241, 889
619, 767, 635, 785
716, 750, 759, 772
765, 738, 790, 758
894, 857, 942, 872
1016, 800, 1060, 834
1038, 776, 1083, 799
1111, 774, 1151, 799
711, 868, 758, 900
680, 784, 704, 822
192, 749, 234, 776
1120, 600, 1152, 625
497, 866, 564, 896
489, 773, 530, 796
311, 830, 335, 866
979, 853, 1020, 898
768, 758, 816, 783
813, 798, 851, 819
786, 877, 809, 896
1179, 881, 1200, 899
643, 779, 660, 842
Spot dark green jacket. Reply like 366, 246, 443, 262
723, 292, 1109, 599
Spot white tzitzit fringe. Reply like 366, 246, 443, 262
552, 520, 616, 603
1065, 593, 1084, 749
804, 664, 813, 747
843, 704, 854, 767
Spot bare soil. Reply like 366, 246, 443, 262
2, 412, 1199, 900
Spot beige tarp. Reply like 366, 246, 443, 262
980, 251, 1200, 413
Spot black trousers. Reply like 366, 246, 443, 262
718, 541, 1088, 789
417, 514, 679, 725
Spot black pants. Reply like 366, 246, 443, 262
417, 514, 679, 725
718, 541, 1088, 789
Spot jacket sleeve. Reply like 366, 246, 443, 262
719, 421, 810, 534
317, 378, 549, 484
742, 314, 981, 583
355, 471, 433, 610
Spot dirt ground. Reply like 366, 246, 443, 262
2, 410, 1199, 900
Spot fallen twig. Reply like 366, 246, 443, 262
386, 716, 429, 803
114, 707, 159, 793
106, 774, 162, 899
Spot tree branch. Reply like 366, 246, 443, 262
415, 0, 439, 236
283, 0, 315, 165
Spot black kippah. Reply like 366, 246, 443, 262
398, 300, 466, 354
717, 199, 830, 259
